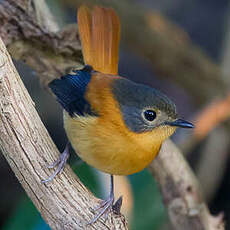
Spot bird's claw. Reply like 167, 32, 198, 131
41, 144, 70, 183
88, 195, 114, 225
88, 195, 123, 225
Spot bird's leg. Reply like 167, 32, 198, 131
41, 142, 70, 183
88, 175, 123, 225
88, 175, 115, 224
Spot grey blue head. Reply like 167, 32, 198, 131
112, 78, 194, 133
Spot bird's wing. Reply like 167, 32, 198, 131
49, 68, 95, 117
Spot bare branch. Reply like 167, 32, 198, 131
0, 0, 83, 89
0, 37, 127, 230
32, 0, 59, 32
149, 139, 225, 230
0, 0, 226, 229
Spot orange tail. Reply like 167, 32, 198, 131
77, 5, 120, 75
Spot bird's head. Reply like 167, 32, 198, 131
111, 78, 194, 141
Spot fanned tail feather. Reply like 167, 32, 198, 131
77, 5, 120, 75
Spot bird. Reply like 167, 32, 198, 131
42, 5, 194, 224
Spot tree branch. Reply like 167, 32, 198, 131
0, 37, 127, 229
149, 140, 225, 230
0, 0, 83, 89
0, 0, 226, 229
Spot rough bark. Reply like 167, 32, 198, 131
0, 37, 127, 230
0, 0, 226, 229
0, 0, 83, 89
149, 140, 225, 230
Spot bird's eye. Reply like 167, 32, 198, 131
143, 110, 156, 121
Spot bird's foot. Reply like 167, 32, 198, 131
88, 195, 123, 225
41, 144, 70, 183
88, 194, 114, 225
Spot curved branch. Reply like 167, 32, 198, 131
149, 140, 225, 230
0, 0, 83, 89
0, 38, 127, 229
0, 1, 226, 229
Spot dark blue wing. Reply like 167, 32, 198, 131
49, 66, 94, 117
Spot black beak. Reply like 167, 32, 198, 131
167, 119, 194, 128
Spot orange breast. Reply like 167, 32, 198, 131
64, 73, 176, 175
